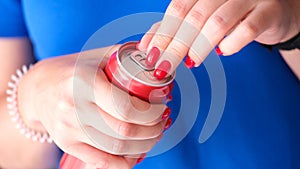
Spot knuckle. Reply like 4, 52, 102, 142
111, 139, 126, 155
117, 122, 137, 137
150, 123, 164, 137
167, 41, 187, 58
168, 0, 189, 15
242, 22, 260, 39
96, 158, 110, 169
188, 9, 205, 25
209, 14, 228, 31
152, 34, 172, 47
57, 101, 75, 120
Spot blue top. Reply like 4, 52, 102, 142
1, 1, 300, 169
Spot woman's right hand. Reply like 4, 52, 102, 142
17, 45, 169, 169
138, 0, 300, 76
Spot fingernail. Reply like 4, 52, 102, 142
154, 60, 171, 80
164, 118, 172, 130
136, 41, 140, 49
185, 56, 195, 69
162, 107, 171, 120
136, 154, 146, 164
168, 94, 173, 100
215, 46, 223, 56
170, 82, 174, 90
146, 47, 160, 67
165, 94, 173, 103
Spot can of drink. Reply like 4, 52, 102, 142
105, 41, 175, 103
60, 42, 175, 169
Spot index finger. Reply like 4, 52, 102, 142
146, 0, 198, 52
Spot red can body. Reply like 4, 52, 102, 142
60, 42, 175, 169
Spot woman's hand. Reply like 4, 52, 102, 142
138, 0, 300, 78
17, 46, 169, 169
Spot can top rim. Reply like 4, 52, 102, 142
116, 41, 175, 87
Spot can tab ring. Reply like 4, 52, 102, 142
128, 51, 155, 71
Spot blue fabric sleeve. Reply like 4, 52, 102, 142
0, 0, 28, 37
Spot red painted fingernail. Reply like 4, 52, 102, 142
162, 107, 171, 120
136, 154, 146, 164
170, 82, 174, 90
215, 46, 223, 56
136, 41, 141, 49
164, 94, 173, 103
154, 60, 171, 80
146, 47, 160, 67
167, 94, 173, 101
185, 56, 195, 69
164, 118, 172, 130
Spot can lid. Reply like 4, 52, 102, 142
117, 42, 175, 87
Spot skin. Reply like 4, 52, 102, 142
0, 38, 167, 169
280, 49, 300, 80
0, 38, 59, 168
1, 0, 300, 168
139, 0, 300, 72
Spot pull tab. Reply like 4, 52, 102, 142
129, 50, 155, 71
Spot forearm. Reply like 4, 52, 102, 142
0, 38, 34, 96
0, 38, 59, 168
0, 96, 60, 168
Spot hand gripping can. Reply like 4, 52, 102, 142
60, 42, 175, 169
105, 41, 175, 103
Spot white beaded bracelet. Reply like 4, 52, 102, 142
6, 65, 53, 143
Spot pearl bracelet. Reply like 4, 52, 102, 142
6, 65, 52, 143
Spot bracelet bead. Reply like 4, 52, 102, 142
6, 65, 52, 143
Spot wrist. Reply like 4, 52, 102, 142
18, 66, 45, 131
7, 64, 52, 143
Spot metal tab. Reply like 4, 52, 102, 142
128, 50, 155, 71
117, 41, 175, 87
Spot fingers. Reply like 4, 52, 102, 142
78, 69, 170, 155
79, 102, 167, 140
155, 0, 227, 73
146, 0, 198, 52
93, 70, 167, 125
138, 22, 161, 51
81, 125, 163, 155
189, 0, 254, 66
77, 101, 167, 155
141, 0, 285, 73
218, 4, 278, 55
63, 143, 135, 169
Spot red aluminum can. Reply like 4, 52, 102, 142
105, 41, 175, 103
60, 41, 175, 169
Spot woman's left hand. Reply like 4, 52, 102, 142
138, 0, 300, 78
